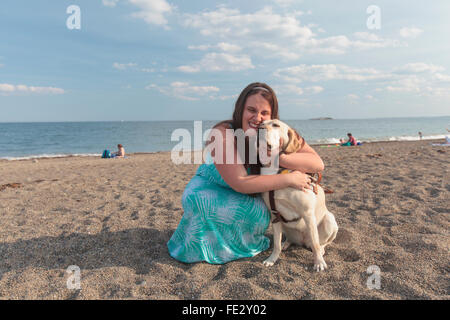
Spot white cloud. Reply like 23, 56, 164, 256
433, 73, 450, 82
385, 75, 424, 93
353, 32, 383, 42
102, 0, 173, 27
128, 0, 174, 28
146, 82, 220, 100
0, 83, 65, 95
249, 41, 301, 60
188, 42, 242, 53
183, 7, 313, 40
376, 65, 450, 96
275, 84, 324, 96
274, 64, 391, 83
211, 94, 238, 101
399, 27, 423, 39
181, 6, 402, 62
274, 62, 450, 98
216, 42, 242, 52
306, 86, 324, 94
178, 52, 254, 73
177, 65, 200, 73
306, 34, 403, 54
113, 62, 157, 73
0, 83, 15, 92
276, 84, 304, 95
393, 63, 444, 74
423, 87, 450, 97
102, 0, 120, 7
113, 62, 137, 70
274, 0, 301, 7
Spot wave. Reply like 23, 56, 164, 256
311, 134, 447, 145
388, 134, 446, 141
1, 153, 101, 161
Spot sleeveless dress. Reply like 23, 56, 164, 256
167, 127, 271, 264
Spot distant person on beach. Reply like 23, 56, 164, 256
418, 131, 423, 140
340, 133, 357, 146
167, 82, 324, 264
113, 144, 125, 158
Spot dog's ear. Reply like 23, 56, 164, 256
284, 128, 303, 154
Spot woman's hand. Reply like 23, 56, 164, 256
286, 171, 312, 192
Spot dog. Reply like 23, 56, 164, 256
258, 119, 338, 272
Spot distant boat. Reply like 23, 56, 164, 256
310, 117, 333, 120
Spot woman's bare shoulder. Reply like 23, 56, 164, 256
213, 121, 232, 131
214, 123, 229, 131
207, 122, 233, 143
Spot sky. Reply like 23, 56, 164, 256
1, 0, 449, 122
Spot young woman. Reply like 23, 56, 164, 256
113, 144, 125, 158
167, 82, 324, 264
340, 133, 357, 146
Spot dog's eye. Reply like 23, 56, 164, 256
272, 123, 280, 127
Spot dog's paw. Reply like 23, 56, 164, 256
313, 257, 328, 272
263, 258, 276, 267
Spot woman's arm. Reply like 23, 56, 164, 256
279, 142, 324, 173
215, 162, 310, 194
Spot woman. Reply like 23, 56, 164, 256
113, 144, 125, 158
340, 133, 357, 146
167, 82, 324, 264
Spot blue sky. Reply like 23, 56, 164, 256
1, 0, 449, 122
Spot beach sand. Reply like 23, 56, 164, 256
0, 140, 448, 300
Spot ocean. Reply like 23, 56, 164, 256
1, 117, 449, 160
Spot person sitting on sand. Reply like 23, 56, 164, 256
167, 82, 324, 264
112, 144, 125, 158
340, 133, 357, 146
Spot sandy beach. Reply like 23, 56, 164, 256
0, 139, 448, 300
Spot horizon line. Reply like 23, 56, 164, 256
0, 115, 449, 124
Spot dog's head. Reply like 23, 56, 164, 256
258, 119, 304, 156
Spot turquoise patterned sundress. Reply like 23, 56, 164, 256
167, 154, 271, 264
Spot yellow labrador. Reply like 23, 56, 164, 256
258, 119, 338, 272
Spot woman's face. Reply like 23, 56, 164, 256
241, 93, 272, 134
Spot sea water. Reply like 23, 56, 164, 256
0, 117, 448, 160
